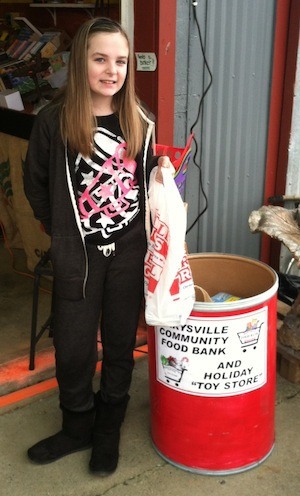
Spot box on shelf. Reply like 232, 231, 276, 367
40, 29, 71, 54
0, 89, 24, 111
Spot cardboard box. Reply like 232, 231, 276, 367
0, 89, 24, 111
40, 29, 71, 53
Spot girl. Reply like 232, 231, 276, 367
24, 17, 172, 475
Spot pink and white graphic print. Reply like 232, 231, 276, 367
75, 127, 140, 240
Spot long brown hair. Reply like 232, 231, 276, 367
60, 17, 146, 158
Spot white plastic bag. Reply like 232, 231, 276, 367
144, 166, 195, 326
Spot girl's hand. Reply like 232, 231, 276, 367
156, 156, 175, 183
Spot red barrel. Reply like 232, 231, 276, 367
148, 253, 278, 474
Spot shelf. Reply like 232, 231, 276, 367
30, 4, 96, 25
30, 3, 95, 8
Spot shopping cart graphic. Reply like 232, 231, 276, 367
161, 355, 189, 386
237, 319, 263, 351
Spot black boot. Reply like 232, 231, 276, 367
89, 393, 130, 475
27, 406, 95, 464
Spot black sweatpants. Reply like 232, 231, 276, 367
52, 220, 147, 412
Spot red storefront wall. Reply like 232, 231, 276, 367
134, 0, 176, 146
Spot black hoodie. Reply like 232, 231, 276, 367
24, 103, 157, 300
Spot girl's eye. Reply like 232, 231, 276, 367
95, 57, 105, 63
117, 60, 127, 65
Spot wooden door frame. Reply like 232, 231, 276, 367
261, 0, 300, 268
134, 0, 176, 145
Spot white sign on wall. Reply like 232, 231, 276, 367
135, 52, 157, 72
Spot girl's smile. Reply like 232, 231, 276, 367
87, 32, 129, 114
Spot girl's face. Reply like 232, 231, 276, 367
87, 31, 129, 114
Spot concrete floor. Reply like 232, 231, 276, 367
1, 238, 300, 495
0, 358, 300, 496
